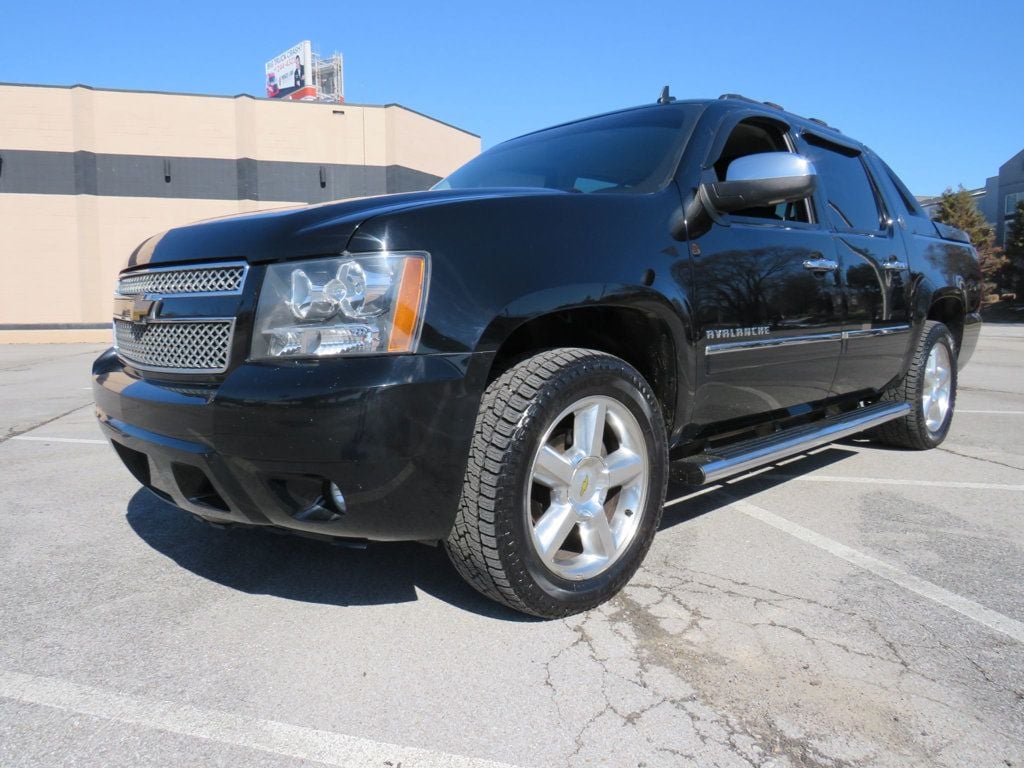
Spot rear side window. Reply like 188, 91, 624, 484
880, 160, 928, 219
802, 134, 883, 233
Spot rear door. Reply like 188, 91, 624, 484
795, 132, 913, 395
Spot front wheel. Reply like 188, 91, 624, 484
446, 348, 668, 618
872, 320, 957, 450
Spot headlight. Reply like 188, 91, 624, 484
251, 252, 428, 360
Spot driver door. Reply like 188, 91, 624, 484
688, 116, 842, 427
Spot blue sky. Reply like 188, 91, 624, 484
1, 0, 1019, 195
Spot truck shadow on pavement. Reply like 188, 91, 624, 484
124, 445, 857, 620
659, 445, 857, 530
124, 490, 534, 621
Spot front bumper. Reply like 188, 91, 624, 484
93, 349, 491, 541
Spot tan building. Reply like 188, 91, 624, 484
0, 82, 480, 342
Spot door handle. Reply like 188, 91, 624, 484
882, 260, 908, 271
802, 258, 839, 272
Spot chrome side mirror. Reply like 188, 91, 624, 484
703, 152, 817, 213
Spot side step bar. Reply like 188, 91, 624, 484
677, 401, 911, 486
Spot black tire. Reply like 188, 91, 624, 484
871, 320, 957, 450
445, 348, 668, 618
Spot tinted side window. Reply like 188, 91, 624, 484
714, 119, 811, 223
802, 135, 882, 232
880, 160, 928, 219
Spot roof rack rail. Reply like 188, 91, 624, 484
807, 117, 840, 132
718, 93, 761, 105
719, 94, 786, 111
718, 94, 841, 133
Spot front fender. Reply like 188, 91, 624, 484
479, 284, 697, 442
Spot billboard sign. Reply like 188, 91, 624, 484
265, 41, 316, 100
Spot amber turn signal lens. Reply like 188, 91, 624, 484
387, 257, 426, 352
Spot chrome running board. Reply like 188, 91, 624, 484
677, 401, 911, 486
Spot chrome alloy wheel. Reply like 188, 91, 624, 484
526, 395, 649, 581
922, 343, 953, 433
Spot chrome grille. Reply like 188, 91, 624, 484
117, 264, 246, 297
114, 320, 234, 373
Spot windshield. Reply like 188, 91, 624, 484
434, 104, 702, 195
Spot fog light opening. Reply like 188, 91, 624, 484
328, 482, 348, 514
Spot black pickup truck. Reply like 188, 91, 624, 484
93, 93, 981, 618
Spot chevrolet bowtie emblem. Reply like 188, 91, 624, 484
123, 298, 160, 324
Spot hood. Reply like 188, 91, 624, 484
125, 188, 561, 269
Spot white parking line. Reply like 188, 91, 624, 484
664, 485, 723, 507
787, 475, 1024, 492
0, 669, 524, 768
664, 470, 1024, 503
9, 436, 107, 445
730, 499, 1024, 644
957, 410, 1024, 415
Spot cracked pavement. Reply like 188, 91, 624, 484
0, 327, 1022, 767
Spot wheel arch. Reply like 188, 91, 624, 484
909, 275, 968, 352
484, 299, 690, 437
927, 293, 966, 354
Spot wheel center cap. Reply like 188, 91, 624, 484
570, 457, 608, 506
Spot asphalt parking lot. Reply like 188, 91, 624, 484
1, 328, 1022, 768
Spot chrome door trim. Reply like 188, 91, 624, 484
842, 325, 911, 339
706, 325, 911, 356
706, 332, 843, 356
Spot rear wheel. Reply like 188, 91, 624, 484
445, 348, 668, 618
872, 320, 957, 450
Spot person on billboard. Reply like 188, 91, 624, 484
266, 72, 280, 98
293, 55, 305, 89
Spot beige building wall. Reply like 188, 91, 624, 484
0, 83, 480, 342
